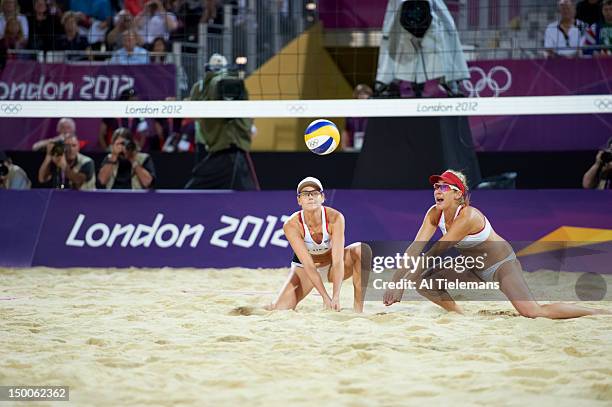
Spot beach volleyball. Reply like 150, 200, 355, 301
304, 119, 340, 155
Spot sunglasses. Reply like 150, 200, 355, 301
433, 183, 460, 192
297, 190, 322, 198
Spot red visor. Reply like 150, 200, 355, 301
429, 171, 466, 194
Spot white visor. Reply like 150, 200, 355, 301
297, 177, 323, 194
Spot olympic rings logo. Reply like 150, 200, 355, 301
0, 103, 22, 114
461, 66, 512, 97
594, 98, 612, 110
286, 103, 307, 114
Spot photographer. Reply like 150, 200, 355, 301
583, 137, 612, 189
38, 134, 96, 190
0, 151, 30, 189
32, 117, 76, 152
98, 127, 155, 189
184, 53, 257, 190
375, 0, 469, 98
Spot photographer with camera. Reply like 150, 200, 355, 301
583, 137, 612, 189
32, 118, 77, 152
183, 53, 257, 190
0, 151, 30, 189
37, 134, 96, 190
98, 127, 156, 189
375, 0, 469, 98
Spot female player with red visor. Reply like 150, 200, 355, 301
383, 169, 609, 319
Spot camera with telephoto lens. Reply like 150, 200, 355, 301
122, 139, 137, 153
400, 0, 433, 38
601, 150, 612, 164
51, 140, 65, 156
0, 161, 8, 177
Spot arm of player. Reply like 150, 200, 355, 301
284, 222, 333, 310
392, 207, 438, 282
383, 207, 438, 306
329, 211, 346, 311
410, 209, 475, 278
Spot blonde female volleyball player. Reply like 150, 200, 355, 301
267, 177, 365, 313
383, 170, 609, 319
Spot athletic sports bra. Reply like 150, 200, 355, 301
298, 207, 331, 255
437, 205, 493, 249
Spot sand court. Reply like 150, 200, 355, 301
1, 267, 611, 406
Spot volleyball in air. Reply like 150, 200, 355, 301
304, 119, 340, 155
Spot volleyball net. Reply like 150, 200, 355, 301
0, 95, 610, 119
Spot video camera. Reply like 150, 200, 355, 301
400, 0, 432, 38
206, 70, 247, 102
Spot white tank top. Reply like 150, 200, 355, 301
437, 205, 493, 249
299, 207, 331, 255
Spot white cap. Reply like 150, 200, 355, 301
297, 177, 323, 194
208, 53, 228, 70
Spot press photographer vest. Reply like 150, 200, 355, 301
104, 153, 149, 190
74, 153, 96, 190
53, 154, 95, 190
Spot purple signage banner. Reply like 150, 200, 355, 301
400, 59, 612, 152
319, 0, 461, 29
463, 58, 612, 151
0, 61, 176, 151
0, 189, 50, 267
1, 189, 610, 268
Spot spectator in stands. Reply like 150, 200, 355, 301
149, 35, 189, 93
0, 0, 28, 42
545, 0, 587, 58
0, 150, 30, 189
109, 28, 148, 64
106, 9, 143, 51
201, 0, 223, 35
576, 0, 603, 25
98, 127, 155, 189
168, 0, 202, 42
134, 0, 177, 46
38, 133, 96, 190
149, 35, 167, 62
342, 84, 371, 152
0, 15, 27, 66
583, 137, 612, 189
55, 11, 89, 58
87, 17, 111, 53
582, 0, 612, 55
32, 117, 77, 152
27, 0, 62, 52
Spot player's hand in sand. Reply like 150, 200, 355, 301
323, 295, 340, 311
330, 296, 341, 311
383, 287, 404, 306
